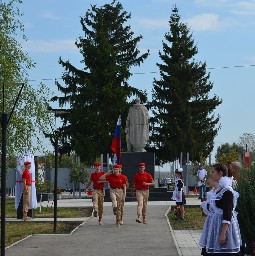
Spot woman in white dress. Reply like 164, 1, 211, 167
200, 163, 240, 255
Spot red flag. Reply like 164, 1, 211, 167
245, 152, 250, 167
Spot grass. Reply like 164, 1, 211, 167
0, 198, 93, 247
168, 205, 206, 230
4, 198, 92, 218
2, 222, 82, 247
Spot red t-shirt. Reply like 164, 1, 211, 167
106, 174, 126, 189
120, 174, 128, 184
22, 169, 32, 185
120, 174, 128, 189
90, 171, 105, 189
133, 171, 153, 190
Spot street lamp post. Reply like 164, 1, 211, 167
1, 83, 24, 256
53, 131, 58, 233
48, 109, 69, 233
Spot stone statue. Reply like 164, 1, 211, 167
125, 98, 149, 152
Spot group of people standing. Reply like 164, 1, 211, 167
85, 161, 154, 227
171, 162, 244, 255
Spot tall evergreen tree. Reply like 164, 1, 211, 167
52, 1, 149, 164
150, 6, 221, 163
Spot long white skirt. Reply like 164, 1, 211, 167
205, 212, 240, 254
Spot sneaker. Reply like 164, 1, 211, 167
113, 207, 117, 215
116, 221, 120, 227
136, 217, 142, 223
99, 221, 103, 225
143, 218, 147, 224
119, 220, 124, 225
93, 210, 97, 217
23, 216, 32, 221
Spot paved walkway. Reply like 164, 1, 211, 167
5, 198, 202, 256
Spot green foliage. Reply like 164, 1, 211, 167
44, 153, 76, 169
52, 0, 149, 164
215, 143, 243, 163
149, 6, 221, 163
36, 179, 53, 193
0, 0, 54, 156
236, 166, 255, 254
69, 162, 89, 184
36, 170, 53, 193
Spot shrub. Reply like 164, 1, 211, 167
69, 162, 89, 184
236, 166, 255, 255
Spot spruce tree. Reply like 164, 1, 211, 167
150, 6, 221, 163
52, 1, 149, 164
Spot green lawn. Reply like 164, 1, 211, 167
2, 221, 82, 247
4, 198, 92, 218
0, 198, 93, 247
168, 205, 206, 230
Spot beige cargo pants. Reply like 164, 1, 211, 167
110, 188, 123, 222
136, 190, 149, 218
23, 186, 31, 214
92, 189, 104, 217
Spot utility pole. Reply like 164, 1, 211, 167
186, 152, 189, 195
53, 134, 58, 233
48, 108, 69, 233
1, 83, 24, 256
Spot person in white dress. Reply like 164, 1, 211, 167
199, 163, 241, 255
171, 168, 186, 220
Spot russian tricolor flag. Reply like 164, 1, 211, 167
111, 115, 121, 164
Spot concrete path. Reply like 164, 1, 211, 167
5, 198, 202, 256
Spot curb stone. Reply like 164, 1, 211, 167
165, 206, 183, 256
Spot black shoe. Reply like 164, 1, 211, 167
93, 210, 97, 217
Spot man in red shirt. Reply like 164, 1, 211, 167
22, 161, 32, 221
85, 162, 105, 225
100, 165, 126, 227
131, 162, 155, 224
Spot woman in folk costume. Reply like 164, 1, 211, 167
200, 177, 221, 254
200, 163, 240, 255
171, 168, 186, 220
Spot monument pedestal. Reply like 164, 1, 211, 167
121, 152, 155, 183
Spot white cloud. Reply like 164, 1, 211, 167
24, 22, 33, 29
24, 39, 77, 53
137, 18, 168, 30
244, 55, 255, 63
41, 12, 62, 20
232, 1, 255, 15
185, 13, 227, 31
194, 0, 229, 7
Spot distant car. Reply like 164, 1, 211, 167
164, 178, 172, 185
159, 178, 174, 187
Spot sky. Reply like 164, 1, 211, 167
18, 0, 255, 165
